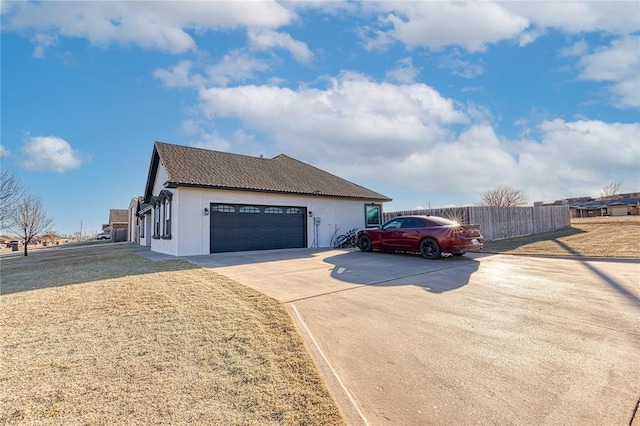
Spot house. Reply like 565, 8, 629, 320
138, 141, 391, 256
0, 235, 16, 247
128, 196, 143, 243
534, 196, 593, 207
109, 209, 129, 242
569, 197, 640, 218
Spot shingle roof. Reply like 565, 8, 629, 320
109, 209, 129, 224
569, 197, 639, 209
146, 142, 391, 201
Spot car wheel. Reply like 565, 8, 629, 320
358, 235, 373, 252
419, 238, 441, 260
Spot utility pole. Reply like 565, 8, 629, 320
80, 220, 83, 241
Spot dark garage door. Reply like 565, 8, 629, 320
210, 204, 307, 253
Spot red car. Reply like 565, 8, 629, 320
356, 215, 484, 259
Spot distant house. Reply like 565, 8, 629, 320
569, 197, 640, 218
128, 196, 143, 243
0, 235, 15, 247
137, 141, 391, 256
109, 209, 129, 242
534, 196, 592, 207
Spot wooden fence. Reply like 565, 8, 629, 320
383, 205, 570, 241
113, 228, 128, 243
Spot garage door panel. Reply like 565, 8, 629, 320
210, 204, 306, 253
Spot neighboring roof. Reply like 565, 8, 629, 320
569, 197, 639, 209
144, 141, 392, 202
109, 209, 129, 224
139, 203, 152, 215
128, 196, 143, 209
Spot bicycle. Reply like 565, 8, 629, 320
332, 228, 358, 249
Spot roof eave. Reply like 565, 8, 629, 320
165, 181, 392, 202
143, 144, 161, 203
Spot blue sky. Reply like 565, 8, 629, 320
1, 1, 639, 236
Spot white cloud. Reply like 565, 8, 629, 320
386, 57, 419, 83
355, 2, 639, 110
438, 51, 485, 79
154, 52, 270, 89
518, 29, 545, 47
284, 1, 359, 16
560, 40, 589, 58
31, 33, 57, 58
188, 125, 264, 156
197, 72, 467, 163
0, 145, 9, 157
351, 118, 640, 204
181, 119, 200, 136
0, 1, 19, 15
578, 36, 640, 81
190, 73, 639, 204
533, 119, 639, 170
190, 131, 233, 153
21, 136, 89, 173
362, 2, 529, 52
369, 124, 519, 192
609, 75, 640, 109
207, 50, 270, 87
358, 24, 396, 52
361, 1, 639, 54
503, 3, 640, 109
3, 1, 294, 54
516, 119, 640, 200
503, 2, 640, 35
153, 60, 203, 89
575, 35, 640, 108
248, 29, 313, 64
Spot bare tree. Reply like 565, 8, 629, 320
8, 195, 54, 256
0, 163, 24, 227
601, 181, 622, 198
480, 186, 528, 207
41, 230, 61, 244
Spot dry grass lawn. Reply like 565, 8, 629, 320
484, 216, 640, 257
2, 216, 636, 424
0, 245, 345, 425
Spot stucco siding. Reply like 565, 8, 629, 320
165, 187, 376, 256
152, 163, 169, 195
143, 215, 152, 246
175, 189, 209, 256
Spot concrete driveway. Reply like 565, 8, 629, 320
186, 249, 640, 425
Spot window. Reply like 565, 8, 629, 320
153, 190, 172, 239
286, 208, 302, 214
382, 219, 403, 230
212, 205, 235, 213
164, 200, 171, 237
154, 205, 161, 238
401, 218, 424, 229
365, 204, 382, 227
239, 206, 260, 213
265, 207, 283, 214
